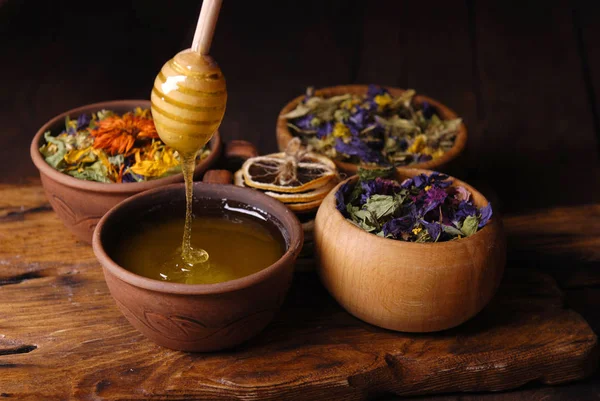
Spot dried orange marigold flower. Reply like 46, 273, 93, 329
91, 113, 158, 156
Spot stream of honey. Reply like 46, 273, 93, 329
151, 49, 227, 270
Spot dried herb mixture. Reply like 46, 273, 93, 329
283, 85, 462, 166
335, 168, 492, 242
39, 108, 209, 183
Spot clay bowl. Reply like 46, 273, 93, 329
314, 169, 505, 332
30, 100, 222, 244
93, 181, 303, 352
276, 85, 467, 174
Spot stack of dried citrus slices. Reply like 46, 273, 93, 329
234, 139, 339, 270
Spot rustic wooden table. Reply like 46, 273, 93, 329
1, 0, 600, 399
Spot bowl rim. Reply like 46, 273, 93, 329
92, 181, 304, 295
30, 99, 222, 194
321, 168, 494, 249
276, 84, 467, 172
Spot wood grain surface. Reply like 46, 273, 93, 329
0, 183, 597, 400
2, 0, 600, 399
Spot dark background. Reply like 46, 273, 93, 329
2, 0, 600, 399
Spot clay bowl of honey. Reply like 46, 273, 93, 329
314, 169, 505, 333
30, 100, 222, 244
92, 181, 303, 352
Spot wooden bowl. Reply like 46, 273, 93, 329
314, 169, 505, 332
30, 100, 222, 244
276, 85, 467, 174
93, 181, 303, 352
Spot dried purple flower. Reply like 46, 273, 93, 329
383, 215, 415, 238
336, 181, 352, 216
453, 186, 471, 202
420, 219, 441, 241
335, 138, 383, 163
349, 109, 368, 127
295, 114, 314, 130
423, 186, 448, 214
479, 204, 493, 228
367, 84, 387, 98
77, 113, 91, 129
453, 201, 478, 222
360, 177, 400, 204
421, 101, 434, 119
317, 121, 333, 138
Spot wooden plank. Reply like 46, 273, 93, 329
472, 0, 600, 211
504, 203, 600, 288
0, 184, 596, 400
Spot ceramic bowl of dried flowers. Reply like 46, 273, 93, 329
314, 168, 505, 333
30, 100, 221, 244
277, 85, 467, 175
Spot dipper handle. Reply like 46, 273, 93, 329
192, 0, 223, 54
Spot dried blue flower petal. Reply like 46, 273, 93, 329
349, 109, 368, 127
335, 181, 352, 216
335, 138, 383, 163
77, 113, 91, 129
420, 219, 441, 241
479, 203, 493, 228
295, 114, 314, 130
413, 174, 426, 188
422, 101, 434, 119
423, 186, 448, 214
367, 84, 387, 98
383, 215, 415, 238
317, 121, 333, 138
453, 200, 478, 222
360, 177, 401, 204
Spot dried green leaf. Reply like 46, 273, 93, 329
67, 160, 111, 183
442, 224, 464, 237
364, 194, 400, 220
461, 215, 479, 237
348, 208, 379, 232
357, 166, 395, 182
96, 109, 115, 120
41, 132, 67, 168
389, 89, 416, 109
281, 104, 312, 119
108, 154, 125, 166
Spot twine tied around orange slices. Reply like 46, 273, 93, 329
235, 138, 339, 213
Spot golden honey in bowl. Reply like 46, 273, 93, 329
112, 207, 285, 285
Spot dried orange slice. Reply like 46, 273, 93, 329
285, 198, 323, 212
233, 169, 246, 187
235, 169, 337, 204
264, 178, 338, 203
241, 156, 336, 193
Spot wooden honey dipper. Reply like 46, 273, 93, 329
151, 0, 227, 156
150, 0, 227, 265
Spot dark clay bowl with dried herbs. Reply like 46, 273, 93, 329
314, 167, 505, 333
30, 100, 222, 244
277, 85, 467, 174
